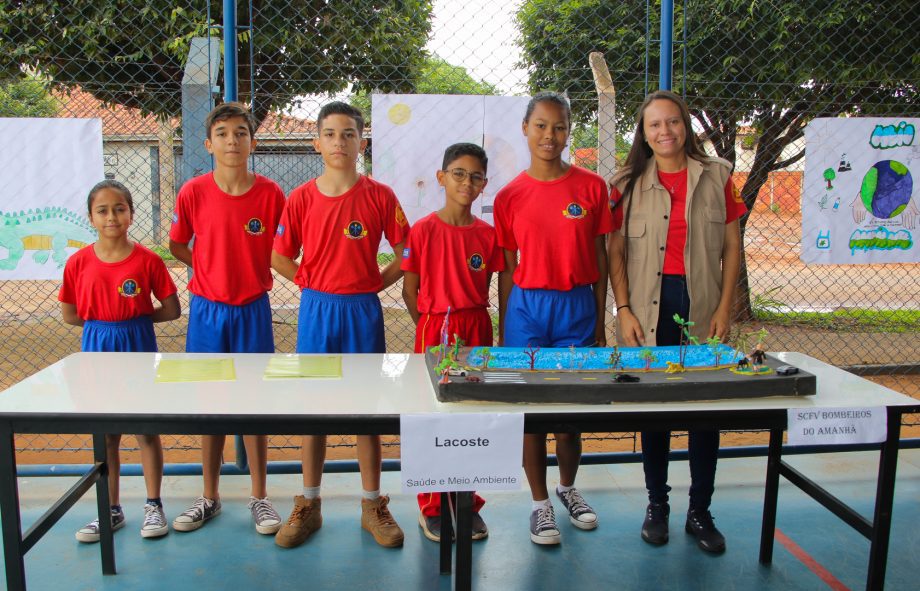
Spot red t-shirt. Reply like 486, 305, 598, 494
59, 244, 177, 321
494, 165, 612, 290
611, 169, 747, 275
273, 176, 410, 294
170, 173, 285, 305
400, 213, 504, 314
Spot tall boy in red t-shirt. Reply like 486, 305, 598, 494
272, 102, 409, 549
401, 143, 503, 543
169, 102, 285, 536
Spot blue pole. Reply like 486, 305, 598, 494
223, 0, 238, 101
659, 0, 674, 90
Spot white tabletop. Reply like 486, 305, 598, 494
0, 352, 914, 419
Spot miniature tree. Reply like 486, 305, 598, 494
638, 348, 657, 371
568, 344, 577, 369
673, 314, 699, 367
479, 347, 492, 370
823, 167, 836, 189
706, 336, 724, 366
524, 343, 541, 370
607, 346, 622, 371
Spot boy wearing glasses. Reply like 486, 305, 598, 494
401, 142, 504, 543
271, 101, 409, 549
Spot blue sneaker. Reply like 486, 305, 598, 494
530, 504, 561, 545
556, 487, 598, 530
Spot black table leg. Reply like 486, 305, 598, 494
759, 427, 783, 564
0, 422, 26, 591
92, 433, 116, 575
867, 409, 901, 591
439, 492, 453, 574
454, 491, 472, 591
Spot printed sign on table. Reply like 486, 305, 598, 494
787, 406, 887, 446
400, 412, 524, 493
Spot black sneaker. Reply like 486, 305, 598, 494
418, 512, 442, 543
685, 509, 726, 553
641, 502, 670, 545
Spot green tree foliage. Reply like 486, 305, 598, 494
517, 0, 920, 317
0, 1, 432, 124
0, 76, 58, 117
350, 55, 498, 122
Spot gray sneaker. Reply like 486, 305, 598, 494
141, 503, 168, 538
173, 496, 221, 532
556, 487, 598, 530
75, 506, 125, 543
248, 496, 282, 535
529, 504, 561, 545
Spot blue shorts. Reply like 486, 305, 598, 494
504, 285, 595, 348
186, 293, 274, 353
297, 288, 385, 354
83, 317, 157, 353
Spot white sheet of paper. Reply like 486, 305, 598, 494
787, 406, 887, 446
400, 412, 524, 493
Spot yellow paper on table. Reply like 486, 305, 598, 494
155, 358, 236, 383
264, 355, 342, 379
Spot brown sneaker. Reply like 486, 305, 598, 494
275, 496, 322, 548
361, 495, 404, 548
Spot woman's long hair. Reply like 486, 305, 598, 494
611, 90, 708, 256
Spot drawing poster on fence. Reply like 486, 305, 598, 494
0, 118, 103, 280
802, 117, 919, 265
371, 94, 567, 230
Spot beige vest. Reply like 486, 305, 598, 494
614, 157, 732, 346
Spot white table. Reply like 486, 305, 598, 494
0, 352, 915, 591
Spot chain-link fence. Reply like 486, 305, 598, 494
1, 1, 917, 463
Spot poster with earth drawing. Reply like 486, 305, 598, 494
802, 117, 919, 264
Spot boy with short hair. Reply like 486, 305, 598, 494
401, 142, 503, 543
169, 101, 285, 535
271, 101, 409, 549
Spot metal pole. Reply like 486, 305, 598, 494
659, 0, 674, 90
223, 0, 238, 102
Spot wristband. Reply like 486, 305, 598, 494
616, 304, 630, 311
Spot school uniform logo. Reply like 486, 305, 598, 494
245, 218, 266, 235
345, 220, 367, 239
171, 212, 179, 224
563, 202, 587, 219
395, 204, 408, 227
731, 184, 744, 204
403, 247, 411, 259
468, 253, 485, 271
118, 278, 140, 298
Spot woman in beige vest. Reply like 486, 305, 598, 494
608, 90, 746, 554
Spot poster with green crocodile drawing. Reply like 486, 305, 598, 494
0, 118, 102, 279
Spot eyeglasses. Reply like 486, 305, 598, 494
444, 168, 486, 186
